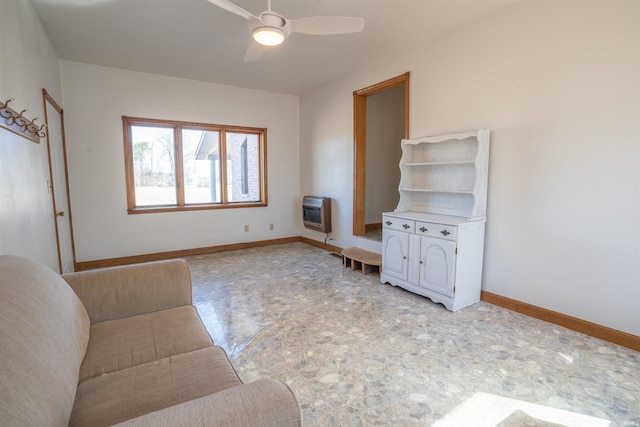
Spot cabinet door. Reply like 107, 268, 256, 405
418, 237, 456, 297
382, 229, 409, 281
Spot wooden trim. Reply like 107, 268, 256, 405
43, 89, 62, 272
353, 72, 411, 97
481, 291, 640, 352
43, 89, 63, 113
43, 89, 77, 273
365, 223, 382, 231
220, 129, 229, 204
122, 116, 266, 134
76, 236, 343, 271
127, 201, 268, 214
174, 127, 185, 207
300, 236, 342, 255
123, 119, 136, 211
121, 116, 267, 212
352, 92, 367, 235
74, 236, 302, 271
353, 72, 410, 236
261, 129, 268, 206
403, 76, 410, 139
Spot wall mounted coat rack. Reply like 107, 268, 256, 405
0, 98, 46, 143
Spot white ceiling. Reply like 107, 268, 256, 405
30, 0, 517, 95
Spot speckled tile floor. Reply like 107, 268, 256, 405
187, 243, 639, 427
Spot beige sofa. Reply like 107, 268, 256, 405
0, 255, 302, 426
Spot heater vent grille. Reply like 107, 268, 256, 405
302, 196, 331, 233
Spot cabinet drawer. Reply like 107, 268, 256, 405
383, 216, 415, 233
415, 221, 458, 241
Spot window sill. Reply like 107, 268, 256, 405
127, 202, 267, 214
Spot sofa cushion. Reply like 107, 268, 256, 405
63, 259, 193, 323
79, 305, 213, 383
114, 379, 303, 427
69, 346, 243, 427
0, 256, 90, 427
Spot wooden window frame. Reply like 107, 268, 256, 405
123, 116, 268, 214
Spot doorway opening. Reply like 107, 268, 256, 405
43, 89, 76, 273
353, 73, 410, 240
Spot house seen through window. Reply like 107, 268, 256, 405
123, 116, 266, 213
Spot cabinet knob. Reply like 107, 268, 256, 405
385, 221, 392, 226
402, 224, 410, 229
441, 229, 451, 236
419, 227, 428, 232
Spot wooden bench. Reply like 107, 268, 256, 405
341, 247, 382, 275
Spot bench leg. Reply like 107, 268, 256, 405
341, 252, 381, 276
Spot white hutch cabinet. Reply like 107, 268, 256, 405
380, 130, 490, 311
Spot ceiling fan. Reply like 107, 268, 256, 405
206, 0, 365, 62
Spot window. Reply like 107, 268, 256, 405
123, 116, 267, 213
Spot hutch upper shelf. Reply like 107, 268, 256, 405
396, 129, 490, 220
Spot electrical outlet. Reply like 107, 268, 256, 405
244, 225, 249, 232
269, 223, 274, 231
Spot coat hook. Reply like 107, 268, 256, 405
1, 98, 14, 109
37, 123, 47, 138
0, 97, 46, 142
0, 99, 14, 119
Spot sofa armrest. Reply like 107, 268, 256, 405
113, 379, 302, 427
63, 259, 192, 323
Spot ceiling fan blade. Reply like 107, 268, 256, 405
290, 16, 365, 35
244, 42, 266, 62
207, 0, 255, 20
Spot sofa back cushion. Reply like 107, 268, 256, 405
0, 256, 90, 426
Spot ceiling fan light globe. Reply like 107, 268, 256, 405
252, 27, 285, 46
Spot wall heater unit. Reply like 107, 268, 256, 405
302, 196, 331, 233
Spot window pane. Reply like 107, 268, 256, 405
226, 133, 260, 202
131, 126, 176, 206
182, 129, 221, 204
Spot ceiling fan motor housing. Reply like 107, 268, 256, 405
260, 12, 286, 28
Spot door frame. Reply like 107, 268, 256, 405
352, 72, 410, 236
43, 88, 76, 273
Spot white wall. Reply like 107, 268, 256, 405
61, 61, 300, 262
300, 1, 640, 335
0, 0, 62, 270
